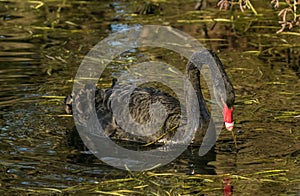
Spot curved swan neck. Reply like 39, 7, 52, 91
186, 57, 210, 122
186, 50, 235, 130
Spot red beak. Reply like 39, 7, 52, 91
223, 104, 234, 131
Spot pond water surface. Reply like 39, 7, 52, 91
0, 0, 299, 195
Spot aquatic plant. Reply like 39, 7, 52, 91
273, 0, 300, 33
216, 0, 300, 33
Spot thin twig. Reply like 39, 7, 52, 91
231, 130, 238, 150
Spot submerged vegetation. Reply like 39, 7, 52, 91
29, 0, 300, 33
11, 169, 292, 195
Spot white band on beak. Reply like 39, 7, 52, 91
225, 122, 234, 131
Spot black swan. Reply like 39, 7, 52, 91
64, 50, 235, 147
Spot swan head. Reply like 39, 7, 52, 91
210, 69, 235, 132
221, 88, 235, 131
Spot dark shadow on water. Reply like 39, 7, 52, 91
66, 127, 216, 175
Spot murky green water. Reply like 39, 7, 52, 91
0, 0, 299, 195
